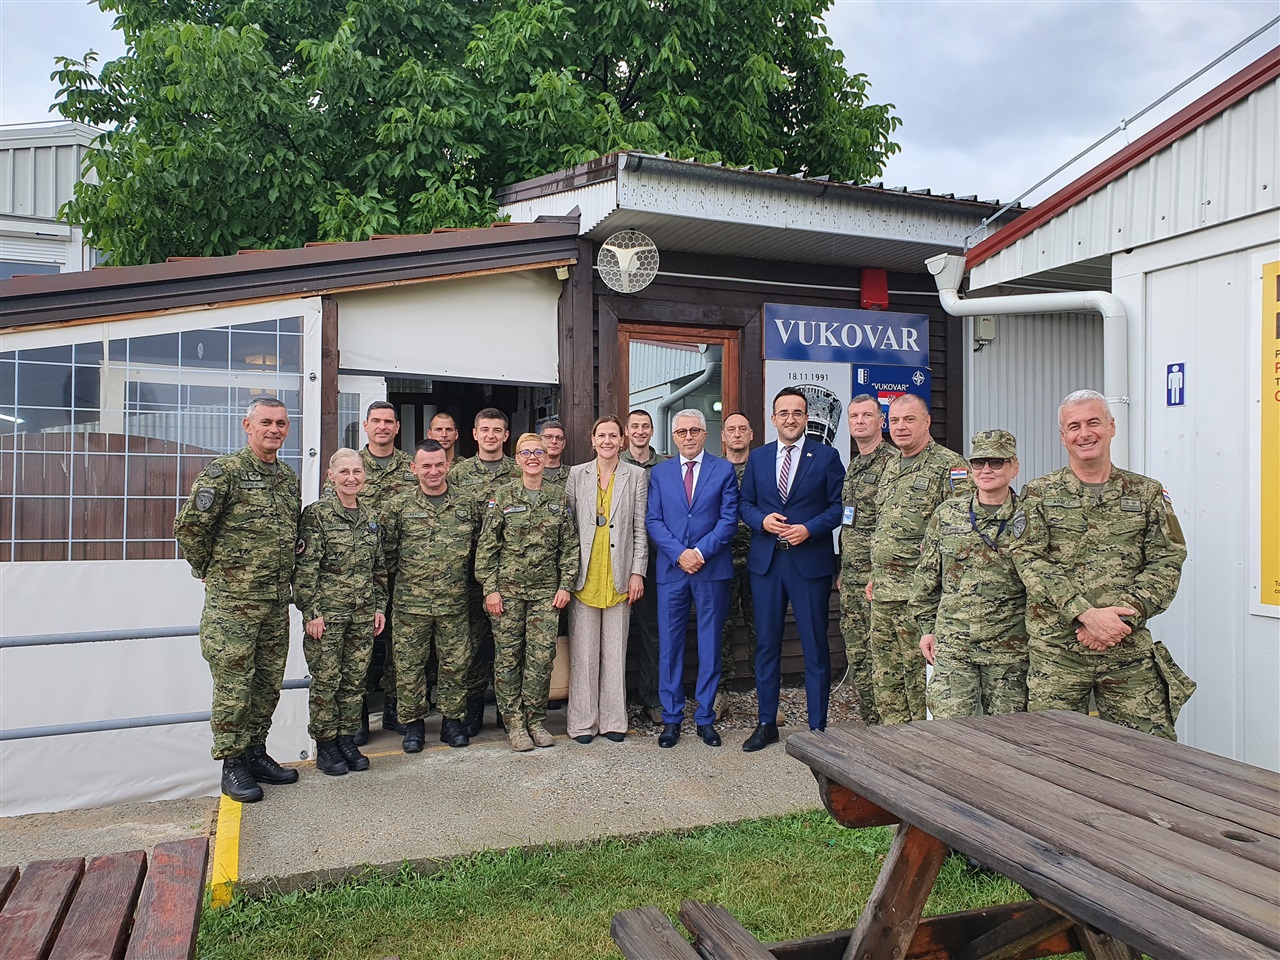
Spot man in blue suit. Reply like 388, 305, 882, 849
739, 387, 845, 750
646, 408, 740, 748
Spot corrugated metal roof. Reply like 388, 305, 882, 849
497, 151, 1024, 271
967, 45, 1280, 289
0, 217, 580, 330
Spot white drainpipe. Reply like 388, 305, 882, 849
925, 254, 1131, 469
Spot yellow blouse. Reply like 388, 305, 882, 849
574, 471, 628, 609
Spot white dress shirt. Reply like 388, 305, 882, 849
774, 435, 806, 499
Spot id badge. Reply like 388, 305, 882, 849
841, 505, 856, 526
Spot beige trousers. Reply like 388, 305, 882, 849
567, 598, 631, 737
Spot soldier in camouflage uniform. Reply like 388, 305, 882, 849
621, 409, 669, 724
868, 394, 970, 724
448, 407, 523, 736
838, 394, 897, 726
1020, 390, 1189, 740
717, 413, 756, 719
428, 411, 460, 468
323, 401, 417, 742
294, 449, 388, 775
910, 431, 1048, 718
539, 420, 569, 489
382, 439, 484, 751
475, 433, 579, 751
174, 396, 301, 804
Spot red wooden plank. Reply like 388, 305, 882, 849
123, 838, 208, 960
0, 858, 84, 960
49, 850, 146, 960
843, 823, 948, 960
0, 865, 18, 911
817, 774, 900, 829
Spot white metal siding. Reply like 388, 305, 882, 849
972, 78, 1280, 291
498, 180, 617, 235
963, 312, 1103, 485
0, 142, 85, 219
1135, 239, 1280, 771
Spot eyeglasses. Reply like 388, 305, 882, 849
672, 428, 705, 438
517, 449, 548, 459
774, 412, 806, 421
969, 457, 1009, 470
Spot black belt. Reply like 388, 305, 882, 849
775, 539, 791, 550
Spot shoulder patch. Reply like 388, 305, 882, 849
949, 467, 968, 488
295, 538, 307, 555
206, 461, 224, 479
1011, 510, 1027, 539
195, 487, 216, 512
1162, 488, 1173, 505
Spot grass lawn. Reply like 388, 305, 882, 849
198, 811, 1034, 960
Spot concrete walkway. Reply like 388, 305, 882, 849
0, 707, 825, 896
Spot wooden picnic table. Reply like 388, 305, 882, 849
778, 710, 1280, 960
0, 836, 208, 960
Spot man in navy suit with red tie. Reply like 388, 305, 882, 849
739, 387, 845, 750
646, 408, 740, 748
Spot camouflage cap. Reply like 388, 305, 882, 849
969, 429, 1017, 460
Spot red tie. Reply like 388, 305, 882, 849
684, 460, 695, 504
778, 444, 794, 503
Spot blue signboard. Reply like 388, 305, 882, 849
1166, 362, 1186, 407
763, 303, 929, 366
852, 363, 932, 423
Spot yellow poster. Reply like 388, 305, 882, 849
1263, 260, 1280, 607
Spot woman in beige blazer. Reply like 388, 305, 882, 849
565, 415, 648, 742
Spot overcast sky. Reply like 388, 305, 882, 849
1, 0, 1276, 206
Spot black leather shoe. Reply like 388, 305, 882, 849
315, 739, 349, 776
353, 698, 370, 746
382, 697, 408, 735
244, 744, 299, 784
573, 734, 594, 744
658, 723, 680, 748
402, 719, 426, 753
440, 717, 470, 748
337, 735, 369, 771
462, 696, 485, 738
221, 756, 264, 803
697, 724, 722, 747
604, 732, 625, 743
742, 722, 779, 752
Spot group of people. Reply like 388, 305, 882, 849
175, 384, 1190, 805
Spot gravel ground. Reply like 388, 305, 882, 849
625, 674, 870, 735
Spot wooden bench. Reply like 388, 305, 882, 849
612, 712, 1280, 960
0, 835, 209, 960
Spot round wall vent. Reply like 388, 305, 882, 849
597, 230, 659, 293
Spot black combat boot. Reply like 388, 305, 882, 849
381, 696, 408, 735
244, 743, 300, 784
353, 698, 370, 746
221, 756, 264, 803
440, 717, 469, 748
461, 696, 485, 738
402, 719, 426, 753
315, 739, 349, 776
337, 735, 370, 771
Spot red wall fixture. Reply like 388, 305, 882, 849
860, 267, 889, 310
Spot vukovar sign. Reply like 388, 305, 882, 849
763, 303, 929, 365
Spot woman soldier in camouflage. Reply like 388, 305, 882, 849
293, 449, 388, 775
475, 432, 579, 752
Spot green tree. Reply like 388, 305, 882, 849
55, 0, 901, 265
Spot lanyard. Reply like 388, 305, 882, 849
969, 493, 1013, 551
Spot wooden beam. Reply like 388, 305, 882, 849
123, 837, 208, 960
678, 900, 774, 960
0, 857, 84, 960
319, 296, 340, 472
610, 906, 702, 959
1074, 924, 1142, 960
817, 774, 899, 829
963, 903, 1075, 960
842, 823, 948, 960
48, 850, 146, 960
767, 902, 1080, 960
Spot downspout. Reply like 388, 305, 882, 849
925, 254, 1131, 469
656, 361, 720, 455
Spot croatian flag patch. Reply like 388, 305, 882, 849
1162, 488, 1173, 504
950, 468, 968, 483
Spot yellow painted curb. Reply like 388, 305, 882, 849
209, 792, 242, 909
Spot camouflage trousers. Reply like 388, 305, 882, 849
720, 566, 756, 681
837, 578, 880, 725
199, 591, 289, 760
868, 598, 927, 724
394, 607, 472, 722
1027, 639, 1175, 741
303, 608, 375, 741
492, 596, 560, 728
464, 586, 496, 701
627, 553, 661, 710
927, 655, 1027, 720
